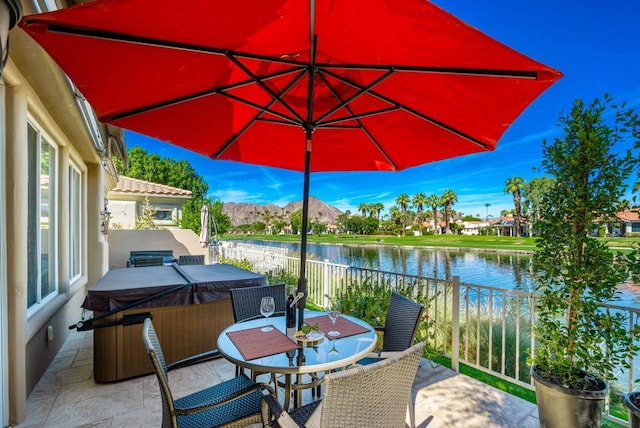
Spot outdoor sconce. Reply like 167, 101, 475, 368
0, 0, 22, 78
101, 198, 111, 235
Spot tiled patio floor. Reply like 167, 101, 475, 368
15, 329, 539, 427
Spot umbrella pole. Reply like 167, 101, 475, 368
297, 137, 312, 330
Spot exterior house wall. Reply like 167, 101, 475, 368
2, 4, 120, 423
109, 199, 137, 229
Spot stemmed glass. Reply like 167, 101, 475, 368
260, 296, 275, 332
326, 302, 341, 337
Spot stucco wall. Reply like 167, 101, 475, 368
108, 229, 208, 269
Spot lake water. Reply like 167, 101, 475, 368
232, 239, 640, 308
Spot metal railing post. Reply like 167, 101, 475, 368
323, 259, 330, 306
451, 276, 460, 372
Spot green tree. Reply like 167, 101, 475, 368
532, 96, 640, 391
134, 195, 157, 230
522, 176, 555, 223
290, 209, 303, 234
427, 194, 441, 234
120, 146, 213, 233
395, 193, 410, 236
370, 202, 384, 229
412, 192, 427, 235
504, 176, 525, 236
441, 190, 457, 234
484, 202, 491, 220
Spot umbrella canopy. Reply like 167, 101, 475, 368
199, 204, 209, 248
19, 0, 561, 328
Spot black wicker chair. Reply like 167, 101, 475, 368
131, 255, 164, 267
357, 291, 424, 364
229, 283, 287, 322
178, 254, 205, 265
142, 318, 273, 428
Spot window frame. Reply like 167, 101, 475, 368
26, 117, 59, 317
68, 161, 83, 284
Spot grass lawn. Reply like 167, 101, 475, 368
224, 233, 639, 253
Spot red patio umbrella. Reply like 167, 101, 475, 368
19, 0, 561, 328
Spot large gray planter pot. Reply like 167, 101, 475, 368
624, 392, 640, 428
531, 365, 608, 428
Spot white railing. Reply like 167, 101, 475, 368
219, 242, 640, 425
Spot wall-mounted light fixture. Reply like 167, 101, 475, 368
0, 0, 22, 78
101, 198, 111, 235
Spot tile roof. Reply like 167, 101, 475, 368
616, 209, 640, 222
112, 176, 192, 196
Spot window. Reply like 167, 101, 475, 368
153, 209, 174, 222
69, 163, 82, 281
27, 121, 58, 313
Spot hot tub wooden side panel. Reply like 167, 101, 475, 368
93, 298, 233, 382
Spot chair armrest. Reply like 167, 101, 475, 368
261, 393, 300, 428
166, 349, 221, 371
175, 382, 274, 417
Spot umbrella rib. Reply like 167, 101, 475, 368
34, 22, 316, 68
323, 69, 488, 149
314, 69, 395, 125
212, 70, 309, 159
321, 63, 539, 79
316, 72, 399, 170
227, 53, 306, 123
110, 67, 304, 122
319, 106, 400, 126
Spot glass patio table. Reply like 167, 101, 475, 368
217, 310, 377, 410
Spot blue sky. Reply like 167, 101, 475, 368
127, 0, 640, 218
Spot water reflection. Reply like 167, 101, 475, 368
233, 239, 640, 307
235, 240, 535, 292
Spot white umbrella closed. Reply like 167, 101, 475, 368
199, 204, 209, 248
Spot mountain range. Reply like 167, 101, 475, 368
222, 196, 343, 226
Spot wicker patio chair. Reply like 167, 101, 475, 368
357, 291, 424, 365
261, 342, 425, 428
178, 254, 205, 265
142, 318, 273, 428
131, 255, 164, 267
229, 283, 287, 383
229, 283, 287, 322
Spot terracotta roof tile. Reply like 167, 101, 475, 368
616, 209, 640, 222
112, 176, 192, 196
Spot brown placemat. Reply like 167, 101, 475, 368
227, 327, 300, 360
304, 315, 370, 340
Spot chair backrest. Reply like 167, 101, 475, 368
132, 255, 164, 267
229, 283, 287, 322
382, 292, 425, 352
131, 249, 174, 258
178, 254, 205, 265
141, 318, 177, 428
320, 342, 424, 427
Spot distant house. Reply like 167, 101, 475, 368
603, 208, 640, 236
458, 220, 491, 235
107, 176, 192, 229
490, 215, 529, 236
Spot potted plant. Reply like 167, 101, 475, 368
530, 95, 640, 428
625, 392, 640, 428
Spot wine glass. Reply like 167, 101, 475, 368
326, 302, 341, 337
260, 296, 275, 332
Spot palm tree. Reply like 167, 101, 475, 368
371, 202, 384, 229
395, 193, 410, 236
358, 202, 369, 217
504, 176, 525, 236
485, 203, 491, 220
412, 193, 427, 235
441, 189, 457, 234
427, 194, 441, 234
